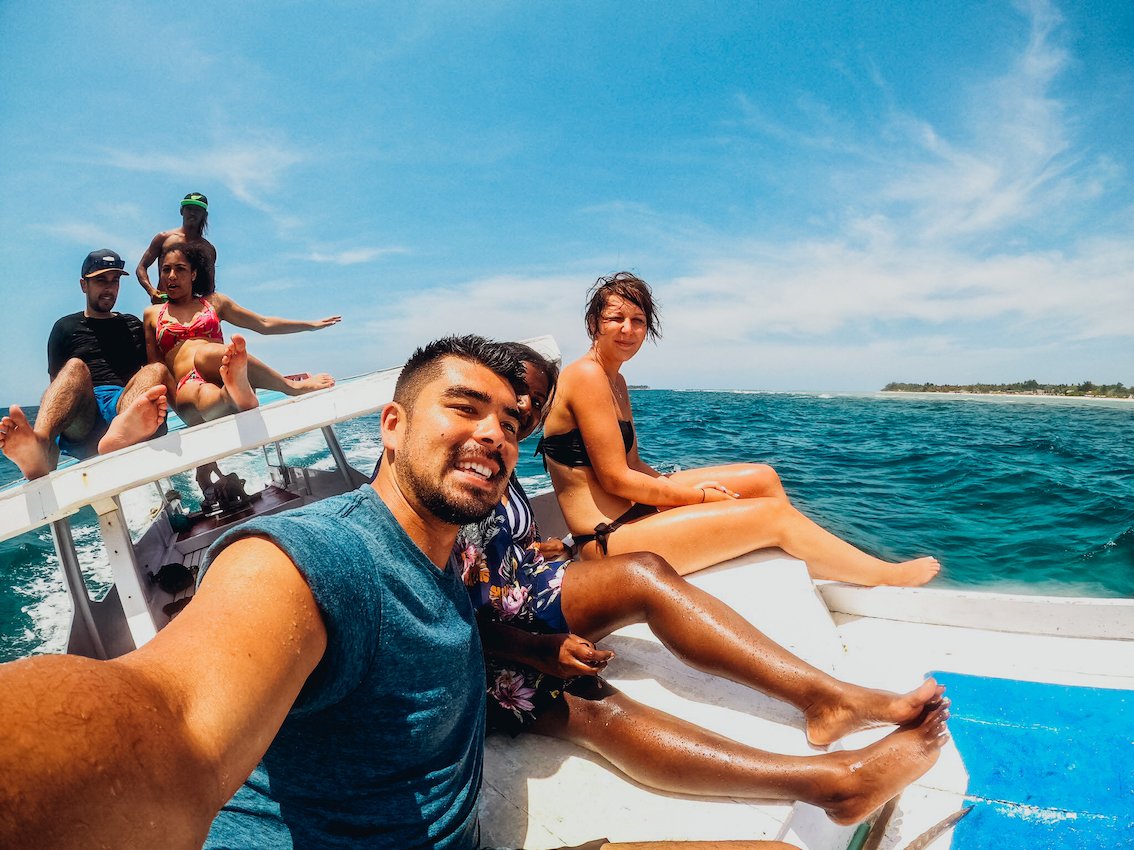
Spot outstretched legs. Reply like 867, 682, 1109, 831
1, 359, 172, 478
591, 464, 938, 586
175, 335, 260, 421
0, 404, 61, 480
532, 678, 949, 824
191, 342, 334, 396
560, 553, 943, 746
97, 363, 174, 455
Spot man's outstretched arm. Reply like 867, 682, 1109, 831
0, 536, 327, 849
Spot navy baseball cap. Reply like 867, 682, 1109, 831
81, 249, 129, 279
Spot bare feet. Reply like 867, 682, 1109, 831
219, 335, 259, 412
805, 678, 944, 747
885, 556, 941, 587
284, 373, 335, 396
0, 406, 57, 480
97, 386, 168, 455
817, 703, 950, 825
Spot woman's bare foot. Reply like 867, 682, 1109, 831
0, 406, 56, 480
805, 678, 945, 747
97, 386, 168, 455
284, 373, 335, 395
885, 557, 941, 587
816, 703, 950, 825
219, 335, 259, 412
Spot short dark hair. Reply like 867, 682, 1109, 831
161, 242, 215, 296
395, 335, 526, 412
584, 271, 661, 341
497, 341, 559, 413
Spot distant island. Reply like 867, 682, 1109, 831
628, 384, 650, 390
882, 380, 1132, 399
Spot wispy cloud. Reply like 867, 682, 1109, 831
348, 0, 1132, 390
97, 137, 302, 215
303, 247, 409, 265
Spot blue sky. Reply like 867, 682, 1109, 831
1, 0, 1131, 403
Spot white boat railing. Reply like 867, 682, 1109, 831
0, 335, 561, 543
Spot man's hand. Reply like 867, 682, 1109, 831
535, 633, 614, 678
531, 537, 572, 561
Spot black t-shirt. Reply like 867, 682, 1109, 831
47, 311, 147, 387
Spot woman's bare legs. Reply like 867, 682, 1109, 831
531, 678, 949, 825
560, 554, 943, 746
190, 344, 334, 395
601, 843, 797, 849
175, 336, 259, 421
670, 463, 789, 501
590, 468, 938, 586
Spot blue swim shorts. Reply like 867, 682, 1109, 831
57, 384, 125, 459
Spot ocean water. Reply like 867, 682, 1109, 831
1, 390, 1132, 662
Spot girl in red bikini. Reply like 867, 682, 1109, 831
143, 243, 341, 423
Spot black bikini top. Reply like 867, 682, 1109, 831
535, 420, 635, 468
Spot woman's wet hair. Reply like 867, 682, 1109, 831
161, 242, 215, 296
584, 271, 661, 341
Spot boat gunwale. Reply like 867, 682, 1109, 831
0, 335, 562, 543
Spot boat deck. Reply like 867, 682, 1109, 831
480, 551, 1134, 850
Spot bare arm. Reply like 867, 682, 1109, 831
211, 293, 341, 335
568, 362, 721, 507
0, 536, 327, 849
142, 305, 165, 366
136, 232, 167, 300
477, 613, 611, 678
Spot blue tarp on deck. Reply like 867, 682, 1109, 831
934, 671, 1134, 849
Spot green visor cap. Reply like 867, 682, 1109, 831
181, 193, 209, 210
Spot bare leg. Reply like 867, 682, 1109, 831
218, 336, 258, 411
175, 380, 236, 422
599, 843, 797, 849
0, 359, 98, 478
669, 463, 788, 501
561, 554, 944, 746
531, 679, 949, 824
192, 345, 334, 396
96, 363, 173, 455
657, 465, 939, 585
590, 496, 938, 587
174, 338, 258, 421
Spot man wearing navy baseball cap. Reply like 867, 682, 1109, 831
136, 192, 218, 303
0, 249, 175, 479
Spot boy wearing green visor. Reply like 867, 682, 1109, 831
137, 192, 218, 304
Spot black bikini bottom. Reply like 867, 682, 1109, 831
572, 502, 660, 556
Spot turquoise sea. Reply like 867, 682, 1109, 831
1, 390, 1132, 663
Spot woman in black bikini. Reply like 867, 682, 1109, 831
460, 345, 950, 824
537, 272, 941, 587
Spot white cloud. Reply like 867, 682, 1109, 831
303, 247, 409, 266
97, 138, 302, 215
